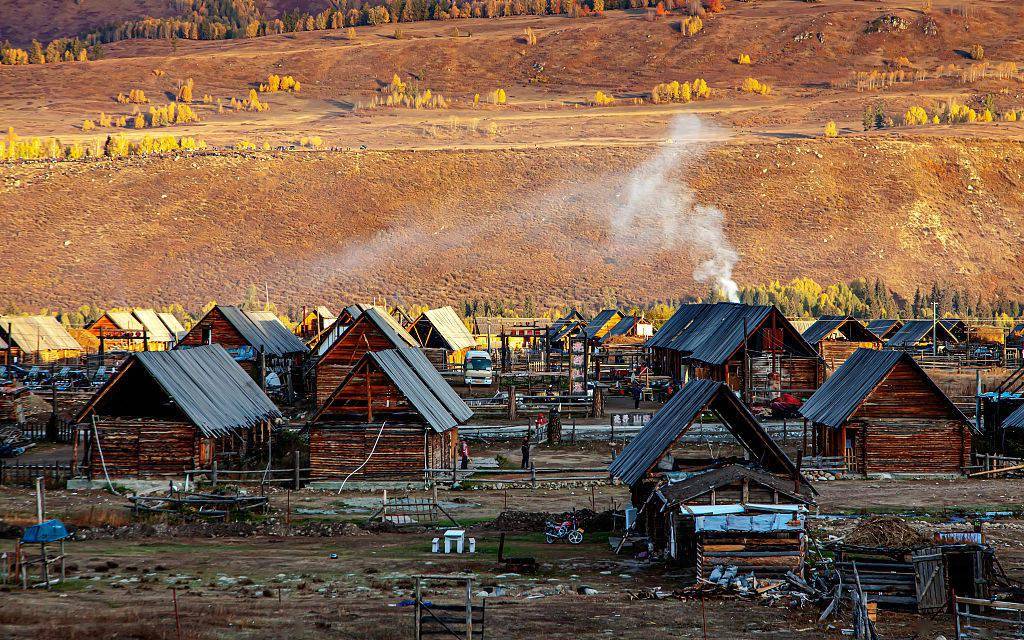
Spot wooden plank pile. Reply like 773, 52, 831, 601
128, 488, 268, 521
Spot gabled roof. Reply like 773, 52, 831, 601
0, 315, 82, 352
609, 379, 804, 486
158, 313, 187, 340
217, 306, 308, 357
313, 348, 472, 432
866, 319, 903, 340
78, 344, 281, 437
473, 316, 552, 334
105, 311, 145, 332
652, 303, 816, 366
802, 315, 880, 346
659, 463, 814, 507
584, 309, 621, 340
0, 335, 7, 350
799, 348, 967, 428
312, 305, 398, 358
415, 307, 476, 352
607, 315, 640, 337
132, 308, 174, 343
319, 306, 417, 361
645, 303, 712, 349
886, 319, 959, 348
313, 306, 336, 321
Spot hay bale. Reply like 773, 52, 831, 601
843, 516, 930, 549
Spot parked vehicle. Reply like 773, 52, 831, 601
544, 513, 584, 544
463, 350, 493, 386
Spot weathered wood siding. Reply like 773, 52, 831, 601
178, 307, 250, 351
309, 424, 457, 479
315, 318, 401, 405
820, 340, 880, 370
90, 418, 197, 478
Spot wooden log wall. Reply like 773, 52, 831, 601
820, 341, 880, 370
178, 307, 249, 350
315, 317, 401, 405
855, 361, 960, 420
310, 423, 442, 479
697, 531, 804, 579
90, 418, 197, 478
856, 418, 969, 473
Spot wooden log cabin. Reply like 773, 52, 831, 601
866, 319, 904, 342
0, 315, 83, 364
313, 306, 418, 405
176, 305, 308, 378
308, 348, 472, 482
800, 348, 971, 475
86, 311, 148, 352
885, 319, 960, 353
609, 379, 813, 558
801, 315, 883, 370
76, 344, 281, 479
408, 306, 477, 366
295, 306, 337, 343
645, 303, 824, 406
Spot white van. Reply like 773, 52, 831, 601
463, 350, 493, 386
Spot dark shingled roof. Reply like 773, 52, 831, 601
609, 379, 803, 486
802, 316, 880, 347
79, 344, 281, 437
313, 348, 472, 433
218, 306, 309, 357
645, 303, 712, 349
866, 319, 903, 340
584, 309, 621, 340
799, 348, 966, 428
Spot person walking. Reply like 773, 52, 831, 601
459, 439, 470, 470
520, 436, 531, 469
632, 380, 643, 410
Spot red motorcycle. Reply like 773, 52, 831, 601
544, 513, 584, 545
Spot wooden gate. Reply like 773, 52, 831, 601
414, 575, 485, 640
913, 547, 948, 613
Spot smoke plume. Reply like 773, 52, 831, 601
610, 114, 740, 302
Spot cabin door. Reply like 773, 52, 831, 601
197, 438, 214, 467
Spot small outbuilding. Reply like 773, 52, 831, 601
131, 309, 176, 350
76, 344, 281, 478
802, 315, 883, 370
313, 306, 418, 405
866, 319, 904, 342
409, 307, 476, 366
308, 348, 472, 483
885, 319, 959, 353
296, 306, 337, 343
799, 348, 971, 475
584, 309, 623, 343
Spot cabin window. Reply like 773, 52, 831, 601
201, 326, 213, 344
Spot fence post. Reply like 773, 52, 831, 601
610, 414, 615, 443
211, 460, 218, 487
293, 450, 301, 490
508, 386, 517, 421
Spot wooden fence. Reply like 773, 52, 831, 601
0, 461, 72, 488
955, 597, 1024, 640
18, 419, 77, 443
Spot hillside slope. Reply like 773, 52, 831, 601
2, 136, 1022, 310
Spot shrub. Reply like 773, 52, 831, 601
117, 89, 149, 104
523, 27, 537, 45
680, 15, 703, 36
177, 78, 194, 103
737, 53, 751, 65
345, 27, 357, 40
592, 90, 614, 106
370, 74, 449, 109
82, 119, 95, 131
741, 77, 771, 95
823, 121, 838, 138
903, 106, 928, 126
968, 44, 984, 61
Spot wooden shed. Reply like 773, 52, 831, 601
86, 311, 148, 352
313, 306, 418, 405
0, 315, 83, 364
76, 344, 281, 478
885, 320, 959, 353
131, 309, 177, 350
866, 319, 904, 342
308, 348, 472, 482
176, 305, 308, 378
800, 348, 972, 475
545, 310, 587, 352
802, 315, 883, 370
646, 303, 824, 405
409, 307, 476, 366
296, 306, 336, 343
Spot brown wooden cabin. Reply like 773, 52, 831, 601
308, 348, 472, 482
0, 315, 83, 364
296, 306, 336, 343
802, 315, 883, 371
545, 310, 588, 352
76, 344, 281, 479
408, 306, 477, 366
176, 305, 308, 380
313, 306, 418, 405
87, 311, 149, 352
645, 303, 824, 405
609, 379, 813, 558
584, 309, 623, 344
866, 319, 904, 342
885, 319, 960, 353
800, 348, 972, 475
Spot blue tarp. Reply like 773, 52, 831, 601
695, 513, 804, 533
21, 519, 69, 543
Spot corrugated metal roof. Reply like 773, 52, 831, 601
218, 306, 308, 357
317, 306, 418, 362
607, 315, 639, 337
132, 309, 174, 343
314, 306, 336, 321
609, 379, 802, 486
695, 513, 804, 533
418, 307, 476, 352
1003, 403, 1024, 431
82, 344, 281, 437
106, 311, 145, 332
645, 304, 711, 349
886, 319, 958, 348
158, 313, 187, 340
0, 335, 7, 350
664, 304, 786, 365
370, 348, 472, 432
0, 315, 82, 352
584, 309, 621, 339
801, 316, 848, 346
867, 319, 902, 339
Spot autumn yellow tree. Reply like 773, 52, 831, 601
823, 121, 838, 137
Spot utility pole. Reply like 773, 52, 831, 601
932, 302, 938, 356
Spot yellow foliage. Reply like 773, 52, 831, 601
823, 121, 838, 138
177, 78, 194, 103
692, 78, 710, 99
82, 119, 95, 132
737, 53, 751, 65
680, 15, 703, 37
741, 77, 771, 95
592, 91, 614, 106
1005, 110, 1019, 122
903, 106, 928, 126
235, 139, 257, 150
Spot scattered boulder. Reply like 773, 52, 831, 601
867, 14, 909, 34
